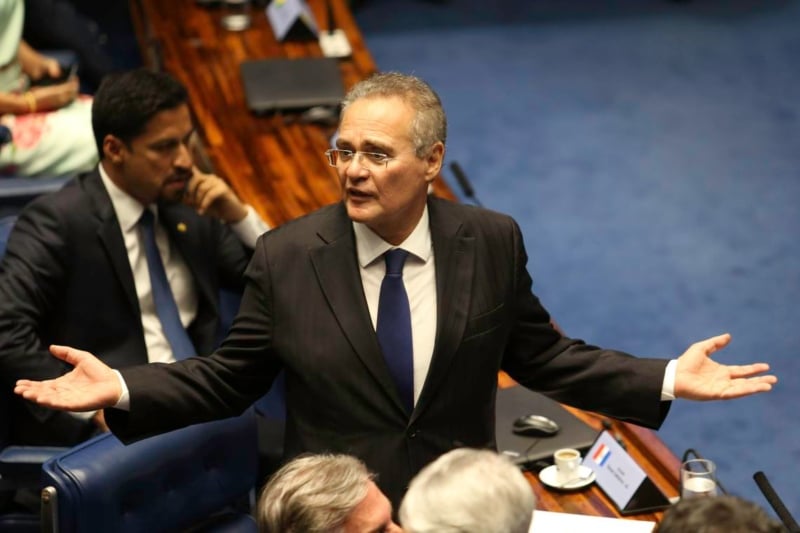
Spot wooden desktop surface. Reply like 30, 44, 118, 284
499, 373, 680, 524
129, 0, 454, 227
130, 0, 680, 523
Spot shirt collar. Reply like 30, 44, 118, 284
99, 163, 150, 232
353, 205, 432, 268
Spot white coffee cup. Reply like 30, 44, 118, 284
554, 448, 582, 484
220, 0, 251, 31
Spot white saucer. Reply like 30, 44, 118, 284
538, 464, 596, 490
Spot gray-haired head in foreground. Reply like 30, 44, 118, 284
399, 448, 536, 533
257, 453, 372, 533
341, 71, 447, 157
656, 494, 785, 533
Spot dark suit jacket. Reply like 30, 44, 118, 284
0, 170, 253, 445
107, 196, 670, 506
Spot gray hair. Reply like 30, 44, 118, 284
656, 495, 785, 533
341, 71, 447, 157
399, 448, 536, 533
257, 454, 373, 533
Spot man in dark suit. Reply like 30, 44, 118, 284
0, 69, 268, 447
15, 72, 776, 508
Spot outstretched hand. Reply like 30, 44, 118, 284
674, 333, 777, 401
14, 345, 122, 412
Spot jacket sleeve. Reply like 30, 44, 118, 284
0, 199, 92, 435
499, 217, 671, 429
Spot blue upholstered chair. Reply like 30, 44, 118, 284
218, 287, 286, 484
41, 411, 259, 533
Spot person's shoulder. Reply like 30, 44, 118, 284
429, 196, 518, 232
260, 203, 346, 245
4, 175, 97, 258
19, 173, 91, 221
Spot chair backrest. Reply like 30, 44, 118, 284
1, 216, 17, 449
0, 215, 14, 259
0, 177, 73, 218
217, 287, 285, 422
41, 411, 259, 533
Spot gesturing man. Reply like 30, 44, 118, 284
15, 72, 775, 508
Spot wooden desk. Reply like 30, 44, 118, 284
499, 374, 680, 524
130, 0, 680, 523
532, 409, 680, 524
129, 0, 454, 226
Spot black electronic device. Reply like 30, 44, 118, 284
754, 471, 800, 532
512, 414, 560, 437
239, 57, 344, 115
495, 386, 598, 470
31, 63, 77, 87
449, 161, 483, 207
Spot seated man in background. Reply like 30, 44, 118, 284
0, 0, 97, 176
399, 448, 535, 533
257, 454, 402, 533
0, 68, 269, 448
656, 494, 785, 533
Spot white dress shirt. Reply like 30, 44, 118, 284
354, 206, 437, 406
99, 165, 268, 364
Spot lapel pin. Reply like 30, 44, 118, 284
177, 222, 187, 233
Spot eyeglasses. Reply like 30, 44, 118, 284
324, 149, 396, 169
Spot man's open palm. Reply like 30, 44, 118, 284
674, 333, 777, 400
14, 345, 121, 411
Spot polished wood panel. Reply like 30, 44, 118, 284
129, 0, 454, 226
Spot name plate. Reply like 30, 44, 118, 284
584, 430, 671, 515
266, 0, 318, 41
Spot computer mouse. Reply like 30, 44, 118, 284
512, 414, 560, 437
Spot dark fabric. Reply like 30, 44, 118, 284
138, 210, 196, 360
376, 249, 413, 413
107, 196, 670, 508
0, 170, 252, 446
21, 0, 140, 92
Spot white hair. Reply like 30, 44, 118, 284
341, 71, 447, 157
257, 454, 372, 533
399, 448, 535, 533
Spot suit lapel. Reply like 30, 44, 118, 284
84, 172, 140, 316
309, 205, 408, 415
411, 198, 475, 423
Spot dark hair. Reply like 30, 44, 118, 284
91, 69, 188, 156
656, 495, 785, 533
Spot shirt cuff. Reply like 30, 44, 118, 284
69, 410, 97, 421
661, 359, 677, 401
230, 205, 270, 249
113, 369, 131, 410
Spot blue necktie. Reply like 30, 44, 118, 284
139, 210, 196, 360
376, 249, 414, 413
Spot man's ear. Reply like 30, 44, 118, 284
424, 142, 445, 183
103, 135, 126, 163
